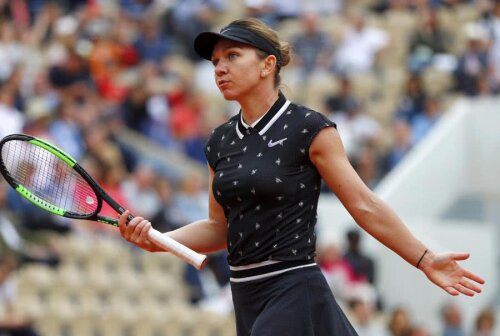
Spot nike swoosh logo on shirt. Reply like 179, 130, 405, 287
268, 138, 287, 147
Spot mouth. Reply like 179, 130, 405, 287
218, 80, 230, 88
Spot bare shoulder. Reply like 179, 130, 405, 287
309, 125, 344, 160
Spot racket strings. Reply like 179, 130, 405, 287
1, 140, 98, 216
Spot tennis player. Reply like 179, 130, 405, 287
118, 18, 484, 336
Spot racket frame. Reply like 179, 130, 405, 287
0, 134, 207, 269
0, 134, 115, 223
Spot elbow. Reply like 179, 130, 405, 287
351, 194, 381, 225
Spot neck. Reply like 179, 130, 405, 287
238, 86, 279, 126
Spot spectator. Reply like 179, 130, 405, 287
86, 17, 130, 102
168, 85, 206, 142
121, 163, 162, 219
0, 87, 24, 139
81, 122, 133, 230
48, 47, 93, 100
119, 0, 154, 20
22, 96, 55, 139
0, 255, 40, 336
150, 177, 179, 233
245, 0, 343, 26
441, 303, 465, 336
343, 228, 376, 285
133, 19, 172, 63
409, 326, 430, 336
48, 98, 85, 160
0, 182, 60, 268
317, 242, 356, 302
302, 0, 344, 16
2, 66, 25, 113
408, 8, 453, 72
383, 118, 413, 174
342, 229, 382, 310
473, 307, 496, 336
5, 160, 71, 235
170, 173, 230, 304
332, 7, 389, 75
243, 0, 276, 26
330, 99, 381, 162
0, 22, 24, 84
411, 96, 442, 144
169, 0, 226, 61
183, 116, 213, 163
349, 299, 387, 336
27, 69, 59, 116
371, 0, 409, 13
82, 122, 127, 171
120, 82, 150, 133
139, 61, 180, 149
454, 22, 490, 96
171, 173, 208, 227
395, 73, 428, 123
325, 76, 358, 115
291, 12, 335, 81
479, 0, 500, 93
387, 307, 412, 336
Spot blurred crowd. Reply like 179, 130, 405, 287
0, 0, 498, 335
316, 229, 497, 336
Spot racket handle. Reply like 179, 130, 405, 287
147, 228, 208, 270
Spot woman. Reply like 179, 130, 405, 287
118, 18, 484, 335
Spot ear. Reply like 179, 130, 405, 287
260, 55, 277, 78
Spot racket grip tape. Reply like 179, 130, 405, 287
147, 228, 208, 270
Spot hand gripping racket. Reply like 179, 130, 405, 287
0, 134, 207, 270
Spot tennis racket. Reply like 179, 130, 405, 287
0, 134, 207, 270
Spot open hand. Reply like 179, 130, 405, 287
420, 251, 485, 296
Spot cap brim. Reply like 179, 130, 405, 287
193, 31, 249, 61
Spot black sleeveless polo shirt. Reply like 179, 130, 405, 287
205, 92, 336, 266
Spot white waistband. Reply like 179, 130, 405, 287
230, 263, 316, 283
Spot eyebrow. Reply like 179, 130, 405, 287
210, 45, 243, 62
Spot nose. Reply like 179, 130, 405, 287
215, 61, 228, 77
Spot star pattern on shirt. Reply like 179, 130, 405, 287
206, 99, 336, 265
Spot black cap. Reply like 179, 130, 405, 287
194, 24, 281, 64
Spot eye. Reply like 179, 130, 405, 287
211, 59, 219, 66
228, 52, 238, 60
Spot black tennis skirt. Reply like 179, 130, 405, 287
230, 264, 359, 336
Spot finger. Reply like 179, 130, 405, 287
460, 278, 482, 294
139, 221, 152, 242
123, 216, 142, 241
464, 269, 486, 284
118, 210, 129, 235
129, 218, 146, 242
444, 286, 459, 296
451, 252, 470, 261
454, 283, 475, 296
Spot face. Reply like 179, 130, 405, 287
211, 39, 265, 101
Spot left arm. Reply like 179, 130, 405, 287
310, 127, 485, 296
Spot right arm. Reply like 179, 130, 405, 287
118, 166, 228, 254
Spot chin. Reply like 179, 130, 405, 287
220, 89, 239, 101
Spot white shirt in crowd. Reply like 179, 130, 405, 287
0, 104, 24, 139
335, 26, 389, 74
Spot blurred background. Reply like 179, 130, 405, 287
0, 0, 498, 335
